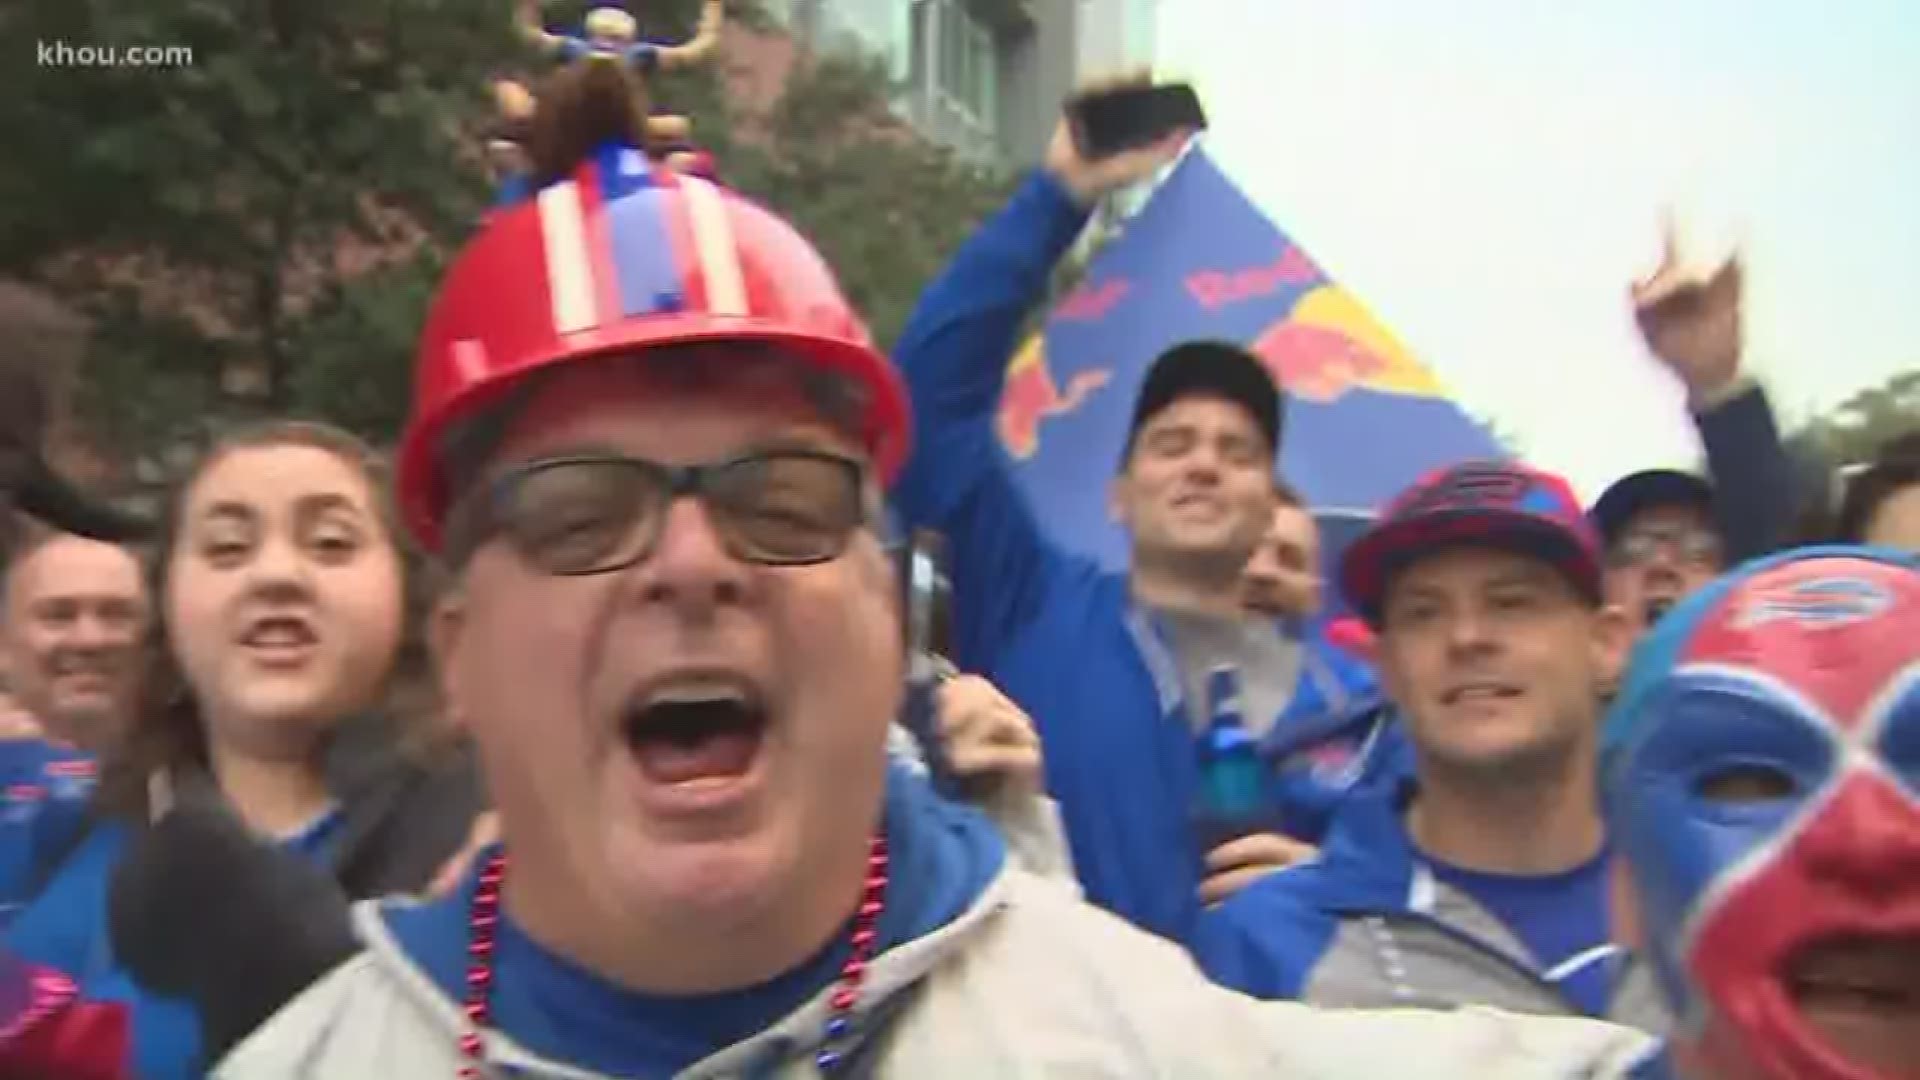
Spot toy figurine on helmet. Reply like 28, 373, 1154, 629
489, 1, 726, 190
1602, 545, 1920, 1080
404, 29, 906, 553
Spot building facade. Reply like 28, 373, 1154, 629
764, 0, 1158, 165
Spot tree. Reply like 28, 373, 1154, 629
718, 52, 1013, 346
2, 0, 1008, 464
1793, 369, 1920, 470
1, 0, 517, 457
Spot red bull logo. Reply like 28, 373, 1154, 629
1186, 245, 1320, 310
1251, 285, 1444, 403
1055, 278, 1131, 322
997, 336, 1111, 460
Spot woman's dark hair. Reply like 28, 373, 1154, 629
1834, 430, 1920, 544
100, 420, 445, 817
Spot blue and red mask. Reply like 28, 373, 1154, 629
1604, 547, 1920, 1079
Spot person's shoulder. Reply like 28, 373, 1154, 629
896, 872, 1288, 1072
1189, 862, 1346, 994
941, 875, 1658, 1078
212, 950, 448, 1079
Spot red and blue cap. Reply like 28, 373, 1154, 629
396, 142, 909, 552
1340, 459, 1604, 627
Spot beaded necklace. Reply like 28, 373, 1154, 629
456, 835, 890, 1078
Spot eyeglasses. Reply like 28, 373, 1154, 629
1607, 525, 1722, 570
455, 449, 868, 575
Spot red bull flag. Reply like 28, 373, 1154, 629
996, 146, 1504, 613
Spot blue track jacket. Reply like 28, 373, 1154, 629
889, 171, 1398, 948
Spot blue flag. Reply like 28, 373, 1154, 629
994, 147, 1504, 613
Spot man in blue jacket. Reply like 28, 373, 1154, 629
0, 426, 150, 927
890, 94, 1393, 947
1195, 460, 1668, 1037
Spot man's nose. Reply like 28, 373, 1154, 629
1801, 770, 1920, 899
632, 497, 749, 610
1442, 606, 1499, 657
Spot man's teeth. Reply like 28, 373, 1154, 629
646, 688, 748, 706
1452, 685, 1514, 701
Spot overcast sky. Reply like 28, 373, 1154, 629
1156, 0, 1920, 500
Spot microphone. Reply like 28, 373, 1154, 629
107, 794, 358, 1062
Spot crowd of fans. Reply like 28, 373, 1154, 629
0, 58, 1915, 1080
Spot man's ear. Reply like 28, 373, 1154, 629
1592, 602, 1635, 694
429, 589, 468, 731
1108, 475, 1130, 526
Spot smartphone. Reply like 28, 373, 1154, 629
898, 530, 966, 798
1067, 83, 1207, 161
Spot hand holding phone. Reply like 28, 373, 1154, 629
1066, 82, 1207, 162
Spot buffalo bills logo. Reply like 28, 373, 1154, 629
1733, 575, 1892, 630
1284, 738, 1365, 788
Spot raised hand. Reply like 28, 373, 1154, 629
1631, 213, 1744, 400
1044, 73, 1195, 208
936, 675, 1044, 806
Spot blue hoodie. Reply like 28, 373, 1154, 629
0, 739, 97, 928
378, 763, 1003, 1078
889, 171, 1399, 948
1194, 781, 1668, 1035
6, 809, 346, 1079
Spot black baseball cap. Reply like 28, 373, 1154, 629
1587, 469, 1714, 545
1123, 340, 1282, 463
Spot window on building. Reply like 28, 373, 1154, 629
909, 0, 999, 156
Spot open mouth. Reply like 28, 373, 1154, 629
241, 616, 318, 656
1781, 935, 1920, 1075
1440, 682, 1522, 706
1643, 596, 1677, 625
1171, 493, 1223, 515
622, 683, 769, 787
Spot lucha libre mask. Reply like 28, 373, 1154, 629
1603, 547, 1920, 1079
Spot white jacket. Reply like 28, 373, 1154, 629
218, 865, 1658, 1079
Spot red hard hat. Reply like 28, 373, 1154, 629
396, 144, 909, 551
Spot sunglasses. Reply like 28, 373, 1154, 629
453, 448, 869, 575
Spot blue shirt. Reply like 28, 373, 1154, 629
1428, 847, 1616, 1016
0, 739, 97, 928
6, 806, 347, 1080
382, 766, 1002, 1077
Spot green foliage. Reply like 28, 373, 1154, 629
1794, 369, 1920, 469
4, 0, 1009, 462
2, 0, 517, 455
722, 53, 1014, 345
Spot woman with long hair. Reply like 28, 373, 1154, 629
6, 419, 482, 1079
